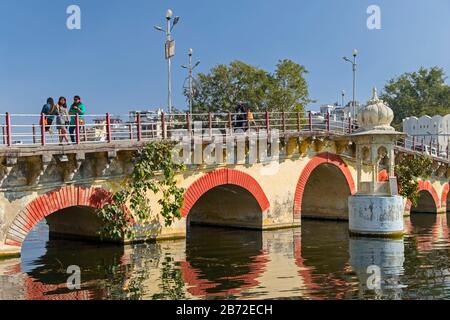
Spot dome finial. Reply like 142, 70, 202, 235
372, 87, 378, 101
367, 86, 383, 105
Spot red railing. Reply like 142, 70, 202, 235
0, 111, 447, 161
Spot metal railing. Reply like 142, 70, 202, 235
0, 111, 355, 146
0, 111, 448, 161
395, 135, 450, 160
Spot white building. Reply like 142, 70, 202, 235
403, 114, 450, 153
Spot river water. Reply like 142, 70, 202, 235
1, 214, 449, 300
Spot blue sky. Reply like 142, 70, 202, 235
1, 0, 449, 114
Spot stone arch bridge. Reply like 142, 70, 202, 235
0, 112, 449, 256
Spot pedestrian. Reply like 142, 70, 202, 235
246, 107, 256, 130
69, 95, 86, 143
55, 97, 70, 144
41, 97, 55, 133
233, 102, 246, 129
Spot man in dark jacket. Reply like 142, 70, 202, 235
41, 97, 55, 132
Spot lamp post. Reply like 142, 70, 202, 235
154, 9, 180, 114
343, 49, 358, 119
182, 48, 201, 114
341, 89, 346, 109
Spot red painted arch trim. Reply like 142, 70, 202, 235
5, 186, 112, 246
441, 183, 449, 208
293, 152, 356, 219
417, 180, 440, 210
181, 168, 270, 217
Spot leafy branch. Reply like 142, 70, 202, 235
395, 154, 433, 207
97, 141, 186, 241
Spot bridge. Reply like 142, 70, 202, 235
1, 96, 449, 257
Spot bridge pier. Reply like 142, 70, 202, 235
348, 88, 405, 238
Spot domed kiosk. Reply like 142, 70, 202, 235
348, 88, 405, 238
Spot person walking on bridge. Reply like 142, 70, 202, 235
69, 95, 86, 143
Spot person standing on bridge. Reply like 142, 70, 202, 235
246, 107, 256, 130
41, 97, 55, 134
69, 95, 86, 143
55, 97, 70, 144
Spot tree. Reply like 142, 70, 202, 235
395, 154, 433, 208
189, 59, 312, 113
380, 67, 450, 128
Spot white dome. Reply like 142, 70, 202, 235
357, 87, 395, 132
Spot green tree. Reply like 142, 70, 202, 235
189, 59, 312, 113
395, 154, 433, 207
380, 67, 450, 128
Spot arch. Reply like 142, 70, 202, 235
441, 183, 449, 209
182, 168, 270, 217
5, 186, 112, 247
293, 152, 356, 219
417, 180, 440, 210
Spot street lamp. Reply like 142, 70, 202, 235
181, 48, 201, 114
343, 49, 358, 119
154, 9, 181, 114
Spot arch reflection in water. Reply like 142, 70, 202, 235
183, 226, 267, 298
349, 237, 405, 298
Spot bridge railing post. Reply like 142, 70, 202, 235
6, 112, 12, 147
75, 114, 80, 145
136, 112, 142, 141
106, 113, 112, 143
32, 124, 36, 145
265, 112, 270, 133
161, 112, 166, 140
208, 112, 212, 137
40, 113, 46, 146
228, 112, 233, 136
326, 111, 330, 133
128, 123, 133, 140
2, 126, 5, 145
296, 112, 301, 132
282, 112, 286, 134
412, 136, 416, 151
348, 117, 352, 134
186, 112, 191, 137
308, 111, 312, 132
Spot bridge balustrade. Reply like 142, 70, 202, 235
0, 111, 448, 161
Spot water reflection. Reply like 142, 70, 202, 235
349, 238, 405, 299
0, 215, 449, 300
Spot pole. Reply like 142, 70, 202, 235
167, 18, 172, 114
352, 55, 356, 119
189, 52, 193, 114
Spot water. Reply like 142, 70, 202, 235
1, 214, 449, 300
